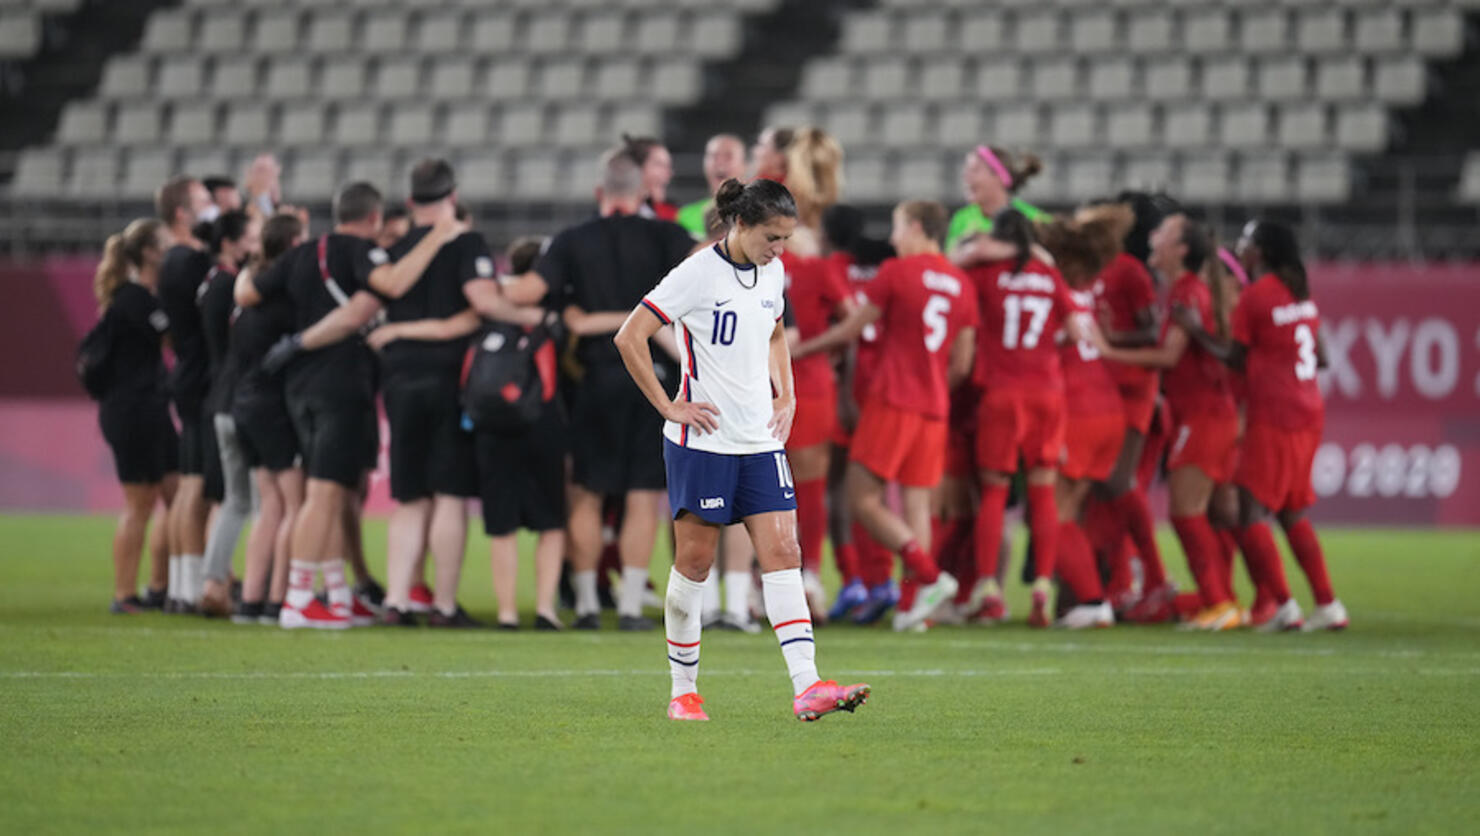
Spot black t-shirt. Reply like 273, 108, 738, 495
252, 232, 382, 403
157, 244, 214, 407
198, 263, 238, 415
102, 281, 171, 402
536, 214, 693, 375
381, 227, 494, 379
229, 289, 294, 407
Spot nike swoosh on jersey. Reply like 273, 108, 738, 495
715, 299, 733, 307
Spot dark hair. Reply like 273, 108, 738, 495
209, 209, 251, 256
620, 134, 666, 166
260, 213, 304, 268
714, 178, 797, 227
505, 235, 546, 275
1249, 220, 1309, 300
383, 205, 409, 223
410, 157, 457, 204
768, 127, 796, 153
1116, 190, 1181, 264
333, 181, 383, 225
202, 175, 236, 195
155, 174, 198, 225
821, 204, 893, 264
897, 200, 949, 245
1178, 217, 1212, 274
989, 208, 1036, 274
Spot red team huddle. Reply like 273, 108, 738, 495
770, 135, 1347, 634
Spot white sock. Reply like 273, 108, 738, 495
322, 559, 352, 608
618, 566, 649, 618
763, 569, 819, 696
182, 554, 203, 603
665, 567, 705, 699
701, 570, 722, 621
167, 556, 181, 600
724, 570, 752, 620
286, 560, 316, 609
573, 570, 599, 617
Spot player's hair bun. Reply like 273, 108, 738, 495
714, 178, 797, 228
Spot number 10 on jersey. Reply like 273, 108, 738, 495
712, 310, 737, 345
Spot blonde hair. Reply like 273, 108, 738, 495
1037, 204, 1134, 285
95, 218, 166, 312
783, 127, 843, 228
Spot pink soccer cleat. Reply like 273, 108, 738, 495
793, 680, 871, 722
667, 693, 709, 721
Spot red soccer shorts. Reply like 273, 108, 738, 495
1167, 412, 1240, 484
1119, 380, 1159, 435
850, 400, 947, 488
1235, 420, 1321, 512
1062, 412, 1125, 482
945, 424, 976, 480
974, 388, 1066, 474
787, 391, 837, 450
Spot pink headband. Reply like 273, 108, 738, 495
975, 146, 1013, 190
1218, 247, 1249, 287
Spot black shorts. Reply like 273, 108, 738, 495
234, 391, 300, 471
202, 411, 225, 501
287, 394, 374, 489
174, 398, 207, 476
476, 402, 567, 536
570, 366, 666, 494
99, 395, 179, 484
383, 373, 476, 501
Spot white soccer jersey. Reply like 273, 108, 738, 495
641, 243, 787, 455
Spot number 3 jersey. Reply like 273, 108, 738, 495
861, 252, 978, 420
641, 243, 787, 455
968, 256, 1076, 395
1232, 273, 1325, 429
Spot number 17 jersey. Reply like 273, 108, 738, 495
862, 252, 978, 420
641, 244, 788, 456
968, 256, 1076, 393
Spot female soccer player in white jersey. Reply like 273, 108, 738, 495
615, 178, 870, 722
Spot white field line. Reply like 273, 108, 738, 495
2, 666, 1478, 681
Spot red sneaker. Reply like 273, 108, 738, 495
1173, 592, 1204, 622
332, 597, 377, 627
1246, 597, 1280, 629
1027, 589, 1051, 628
407, 583, 434, 614
1127, 583, 1178, 624
279, 598, 350, 630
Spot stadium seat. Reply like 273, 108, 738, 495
844, 152, 893, 203
1373, 55, 1426, 105
526, 13, 573, 55
1219, 103, 1270, 149
1121, 152, 1175, 192
1201, 56, 1251, 101
344, 150, 395, 190
764, 101, 815, 132
1049, 103, 1099, 149
1163, 102, 1212, 149
498, 103, 546, 147
69, 148, 121, 199
1143, 56, 1192, 101
198, 12, 246, 54
553, 104, 601, 148
182, 148, 233, 184
651, 60, 701, 103
536, 59, 587, 100
1064, 154, 1116, 202
1296, 153, 1351, 202
1412, 8, 1465, 59
1353, 8, 1402, 54
691, 13, 743, 58
169, 101, 219, 145
415, 11, 464, 53
444, 106, 490, 148
1015, 10, 1062, 55
99, 57, 152, 100
863, 59, 913, 100
362, 10, 408, 54
579, 12, 628, 54
1029, 57, 1080, 102
1183, 9, 1231, 53
993, 103, 1041, 146
427, 58, 477, 100
320, 56, 367, 99
114, 103, 162, 145
881, 103, 930, 147
251, 9, 301, 54
1457, 152, 1480, 204
307, 11, 353, 53
1334, 102, 1388, 151
223, 102, 270, 147
1069, 10, 1118, 53
484, 61, 532, 101
1126, 11, 1172, 54
334, 103, 381, 147
278, 101, 326, 146
896, 154, 949, 201
957, 11, 1005, 51
934, 109, 981, 149
1237, 7, 1290, 55
1088, 57, 1136, 101
510, 151, 562, 199
1275, 104, 1327, 150
800, 59, 852, 101
609, 104, 661, 138
375, 58, 423, 99
1106, 104, 1155, 149
974, 58, 1023, 101
454, 151, 505, 200
140, 11, 192, 54
840, 12, 891, 53
824, 102, 873, 148
283, 149, 338, 201
1178, 151, 1232, 204
122, 149, 176, 199
1315, 56, 1365, 101
918, 58, 965, 102
468, 11, 517, 54
1256, 55, 1308, 101
264, 57, 313, 100
210, 55, 260, 99
1295, 8, 1346, 55
10, 148, 65, 198
903, 12, 950, 54
388, 105, 436, 146
1238, 152, 1290, 203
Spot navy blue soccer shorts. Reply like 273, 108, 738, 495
663, 439, 797, 526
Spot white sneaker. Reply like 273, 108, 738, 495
701, 608, 722, 629
1256, 599, 1305, 632
891, 610, 929, 632
1056, 602, 1114, 630
802, 570, 829, 621
929, 600, 968, 626
1302, 599, 1349, 631
895, 572, 958, 632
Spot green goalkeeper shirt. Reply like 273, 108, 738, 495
945, 198, 1050, 252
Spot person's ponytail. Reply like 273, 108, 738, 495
94, 234, 129, 313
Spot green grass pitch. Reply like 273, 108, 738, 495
1, 515, 1477, 835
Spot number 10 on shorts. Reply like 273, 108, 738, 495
773, 452, 794, 490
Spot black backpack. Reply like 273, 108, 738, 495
76, 312, 115, 400
460, 319, 559, 433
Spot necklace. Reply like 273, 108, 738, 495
721, 238, 758, 290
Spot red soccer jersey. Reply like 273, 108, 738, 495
1095, 252, 1160, 393
1162, 272, 1237, 420
862, 252, 978, 420
831, 251, 885, 396
1060, 288, 1124, 417
782, 251, 850, 398
969, 256, 1076, 393
1231, 274, 1325, 429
